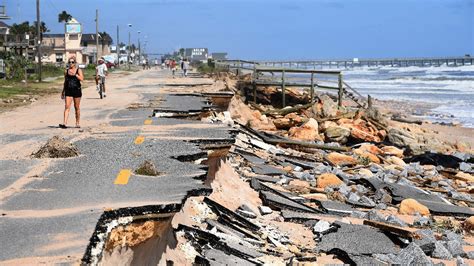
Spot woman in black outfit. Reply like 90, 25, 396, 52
60, 56, 84, 128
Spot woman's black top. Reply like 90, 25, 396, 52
64, 68, 82, 98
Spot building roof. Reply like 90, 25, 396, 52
43, 33, 64, 38
81, 33, 113, 43
0, 21, 9, 28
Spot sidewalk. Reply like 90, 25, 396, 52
0, 69, 231, 264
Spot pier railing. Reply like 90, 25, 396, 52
215, 60, 367, 108
217, 56, 474, 70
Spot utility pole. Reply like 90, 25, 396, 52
138, 31, 141, 65
128, 24, 132, 70
95, 9, 99, 62
36, 0, 42, 81
116, 25, 119, 67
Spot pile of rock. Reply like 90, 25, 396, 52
175, 81, 474, 265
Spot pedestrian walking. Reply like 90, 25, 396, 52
170, 60, 177, 77
182, 58, 189, 77
96, 57, 108, 98
60, 56, 84, 129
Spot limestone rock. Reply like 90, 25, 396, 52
398, 199, 430, 216
386, 156, 407, 167
302, 193, 328, 201
358, 144, 383, 155
382, 146, 404, 158
354, 149, 381, 164
327, 152, 358, 166
387, 128, 425, 154
320, 121, 338, 131
317, 173, 343, 189
358, 168, 374, 177
288, 118, 322, 142
324, 126, 351, 143
319, 95, 339, 117
455, 172, 474, 182
464, 216, 474, 233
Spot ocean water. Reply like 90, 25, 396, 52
342, 65, 474, 128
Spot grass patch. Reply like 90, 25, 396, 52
0, 79, 62, 99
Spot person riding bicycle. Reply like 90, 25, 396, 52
96, 57, 108, 97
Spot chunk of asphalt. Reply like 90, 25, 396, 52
417, 199, 474, 217
444, 240, 465, 258
199, 249, 257, 266
350, 210, 367, 219
313, 220, 331, 234
414, 229, 437, 254
251, 164, 287, 176
318, 200, 355, 216
466, 251, 474, 260
260, 190, 316, 213
280, 209, 322, 223
393, 243, 432, 265
317, 222, 400, 255
386, 215, 408, 227
414, 216, 431, 227
443, 231, 463, 242
385, 183, 445, 204
366, 210, 386, 223
432, 241, 453, 260
404, 152, 462, 169
258, 206, 272, 215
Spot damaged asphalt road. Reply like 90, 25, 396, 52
2, 68, 474, 265
0, 70, 235, 263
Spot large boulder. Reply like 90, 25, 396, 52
288, 118, 323, 142
319, 95, 340, 117
324, 126, 351, 143
387, 128, 425, 154
337, 118, 384, 143
273, 113, 304, 130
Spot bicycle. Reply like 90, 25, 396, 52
96, 76, 105, 99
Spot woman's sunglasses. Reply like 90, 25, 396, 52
69, 61, 75, 64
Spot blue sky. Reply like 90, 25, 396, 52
5, 0, 473, 60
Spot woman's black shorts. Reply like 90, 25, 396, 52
64, 88, 82, 98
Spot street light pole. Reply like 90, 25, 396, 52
36, 0, 42, 81
127, 24, 132, 70
116, 25, 119, 67
138, 31, 141, 65
95, 9, 99, 62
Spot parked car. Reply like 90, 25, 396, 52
105, 61, 115, 69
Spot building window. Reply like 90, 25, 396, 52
56, 53, 63, 62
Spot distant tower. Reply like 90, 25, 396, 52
64, 17, 83, 62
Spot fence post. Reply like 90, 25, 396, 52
338, 73, 343, 107
253, 65, 257, 103
282, 70, 286, 107
310, 72, 314, 104
237, 60, 241, 76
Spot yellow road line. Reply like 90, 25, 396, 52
134, 135, 145, 144
114, 169, 132, 185
144, 119, 152, 125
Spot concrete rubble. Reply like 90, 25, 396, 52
165, 72, 474, 265
83, 72, 474, 265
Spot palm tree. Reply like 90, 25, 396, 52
58, 11, 72, 23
